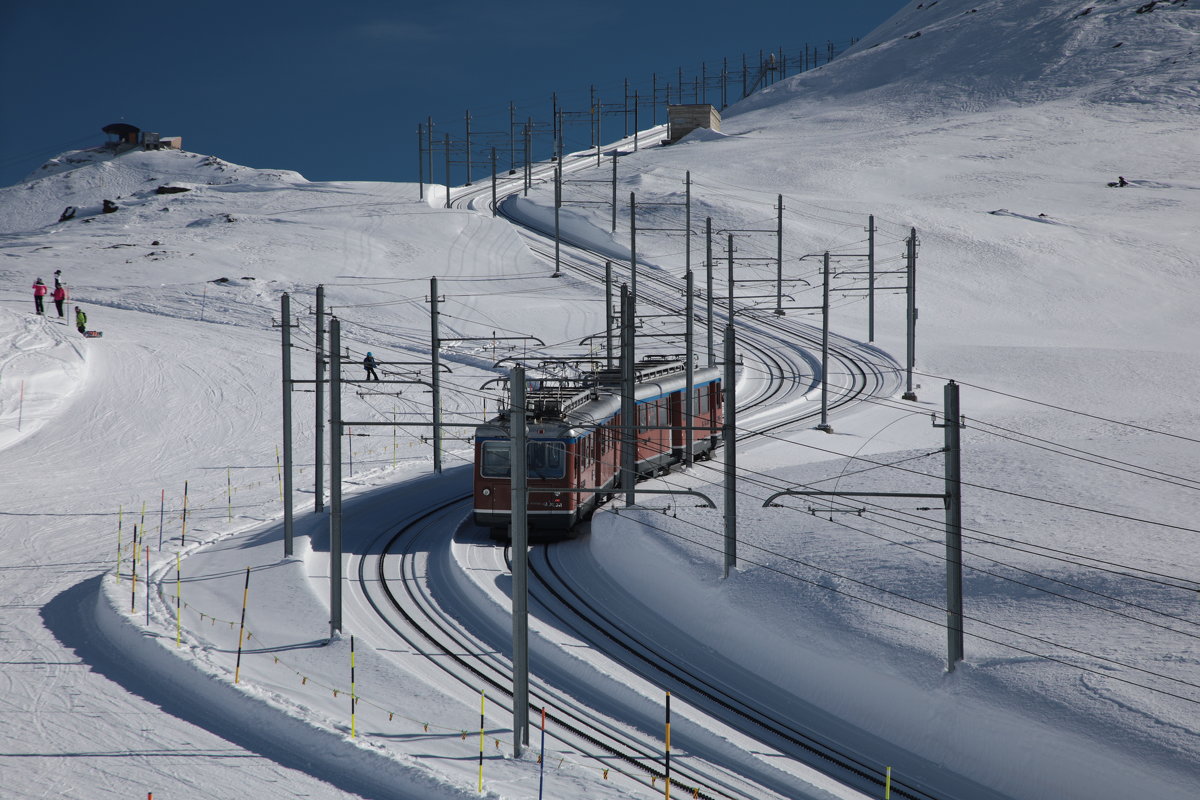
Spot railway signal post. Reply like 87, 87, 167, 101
276, 292, 297, 557
510, 366, 531, 755
723, 322, 737, 577
762, 380, 965, 671
329, 316, 344, 636
621, 285, 637, 506
429, 277, 444, 474
685, 270, 695, 468
817, 253, 833, 433
314, 284, 325, 514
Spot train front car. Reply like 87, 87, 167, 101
473, 358, 722, 539
473, 382, 619, 539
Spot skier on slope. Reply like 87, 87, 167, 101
52, 283, 67, 318
32, 278, 47, 315
363, 352, 380, 381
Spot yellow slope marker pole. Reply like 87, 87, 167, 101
665, 691, 671, 800
180, 480, 189, 546
175, 553, 182, 647
116, 505, 123, 583
478, 691, 485, 794
234, 567, 250, 683
350, 635, 357, 738
130, 525, 138, 613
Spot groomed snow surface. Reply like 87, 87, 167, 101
2, 1, 1199, 798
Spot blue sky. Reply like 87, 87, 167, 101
0, 1, 904, 188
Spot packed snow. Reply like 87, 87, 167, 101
2, 1, 1198, 798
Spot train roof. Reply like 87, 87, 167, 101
476, 357, 720, 439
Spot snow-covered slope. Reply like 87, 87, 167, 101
741, 0, 1200, 111
2, 1, 1198, 798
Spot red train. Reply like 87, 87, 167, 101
473, 357, 723, 535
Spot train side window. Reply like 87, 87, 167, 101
481, 441, 511, 477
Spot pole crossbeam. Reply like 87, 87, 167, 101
340, 420, 477, 428
764, 490, 947, 505
761, 381, 964, 672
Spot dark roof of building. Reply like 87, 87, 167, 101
102, 123, 140, 136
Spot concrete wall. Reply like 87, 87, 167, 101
667, 104, 722, 142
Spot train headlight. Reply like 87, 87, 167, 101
482, 488, 491, 497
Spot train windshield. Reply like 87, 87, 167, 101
481, 441, 511, 477
480, 441, 566, 479
527, 441, 566, 479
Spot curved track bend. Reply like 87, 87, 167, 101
341, 133, 954, 798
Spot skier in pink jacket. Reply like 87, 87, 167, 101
32, 278, 47, 315
52, 284, 67, 317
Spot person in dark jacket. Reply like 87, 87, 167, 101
75, 306, 87, 335
363, 352, 380, 381
53, 283, 67, 317
32, 278, 47, 315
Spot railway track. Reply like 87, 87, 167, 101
450, 137, 901, 433
347, 133, 957, 798
354, 493, 804, 799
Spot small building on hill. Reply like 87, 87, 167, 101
101, 123, 182, 152
667, 104, 721, 143
102, 122, 140, 146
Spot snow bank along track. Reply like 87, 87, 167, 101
358, 497, 962, 800
358, 496, 792, 800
